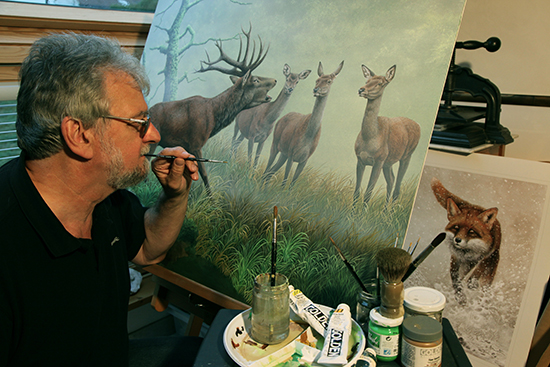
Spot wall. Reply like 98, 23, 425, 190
456, 0, 550, 161
0, 2, 153, 99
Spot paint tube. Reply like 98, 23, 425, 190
355, 347, 377, 367
318, 303, 351, 365
289, 286, 330, 336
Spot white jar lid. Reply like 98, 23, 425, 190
404, 287, 446, 313
369, 307, 403, 327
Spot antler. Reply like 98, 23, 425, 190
197, 24, 269, 77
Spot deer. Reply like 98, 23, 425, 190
148, 26, 277, 194
262, 61, 344, 187
231, 64, 311, 168
353, 64, 421, 206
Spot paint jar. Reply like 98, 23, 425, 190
250, 273, 290, 344
401, 315, 442, 367
367, 307, 402, 362
356, 280, 380, 332
404, 287, 446, 323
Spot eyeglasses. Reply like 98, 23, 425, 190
102, 115, 150, 138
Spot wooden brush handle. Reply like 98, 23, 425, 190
380, 281, 404, 318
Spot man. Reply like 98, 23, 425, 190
0, 33, 201, 366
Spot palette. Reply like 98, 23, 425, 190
223, 304, 366, 367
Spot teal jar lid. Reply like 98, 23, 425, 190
402, 315, 442, 342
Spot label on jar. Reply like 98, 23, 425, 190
367, 329, 399, 358
401, 338, 442, 367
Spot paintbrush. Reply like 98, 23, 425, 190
143, 154, 227, 163
330, 237, 368, 293
376, 247, 412, 318
401, 232, 446, 282
270, 206, 278, 286
409, 237, 420, 256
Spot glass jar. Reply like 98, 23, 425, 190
404, 287, 446, 323
356, 280, 380, 332
250, 273, 290, 344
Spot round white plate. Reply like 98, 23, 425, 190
223, 304, 366, 367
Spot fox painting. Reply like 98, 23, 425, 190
431, 178, 501, 304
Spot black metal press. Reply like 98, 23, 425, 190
432, 37, 514, 148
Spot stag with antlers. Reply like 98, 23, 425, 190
231, 64, 311, 168
262, 61, 344, 187
148, 26, 276, 194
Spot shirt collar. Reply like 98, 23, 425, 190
10, 152, 89, 257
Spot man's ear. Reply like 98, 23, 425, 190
61, 117, 95, 160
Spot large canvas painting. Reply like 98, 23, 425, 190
404, 150, 550, 367
134, 0, 466, 309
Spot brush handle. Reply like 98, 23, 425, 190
270, 240, 277, 286
271, 207, 278, 286
330, 237, 369, 292
379, 281, 404, 318
413, 232, 446, 267
143, 154, 226, 163
401, 247, 435, 282
345, 261, 368, 293
401, 232, 446, 282
411, 245, 437, 267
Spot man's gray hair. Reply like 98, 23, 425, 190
16, 32, 150, 160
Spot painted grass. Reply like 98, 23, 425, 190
131, 134, 419, 309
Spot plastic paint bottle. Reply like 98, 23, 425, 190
401, 315, 443, 367
355, 347, 377, 367
404, 287, 446, 323
367, 307, 402, 362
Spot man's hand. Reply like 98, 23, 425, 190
150, 147, 199, 197
132, 146, 199, 265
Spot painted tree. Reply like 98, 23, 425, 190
148, 0, 247, 102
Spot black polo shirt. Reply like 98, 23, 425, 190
0, 154, 147, 367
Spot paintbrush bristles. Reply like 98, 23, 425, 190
376, 247, 412, 283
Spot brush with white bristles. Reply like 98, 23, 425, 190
376, 247, 412, 318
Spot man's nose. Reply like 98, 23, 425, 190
145, 122, 161, 144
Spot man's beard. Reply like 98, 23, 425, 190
99, 136, 150, 190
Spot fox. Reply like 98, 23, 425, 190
431, 177, 501, 304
